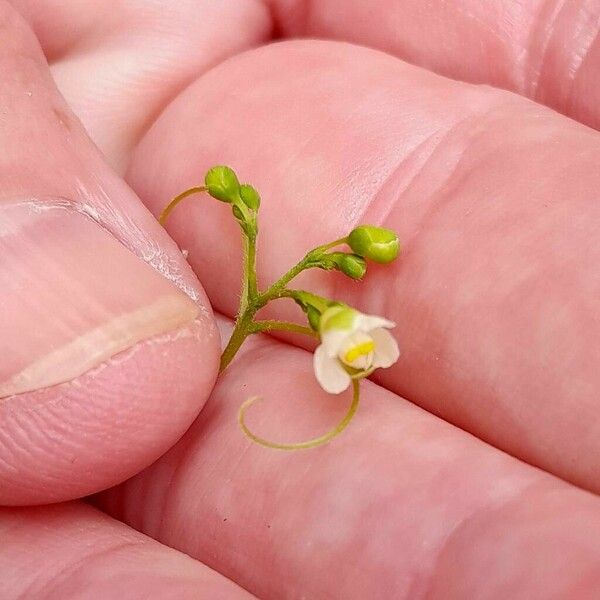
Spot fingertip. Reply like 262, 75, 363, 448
0, 316, 220, 505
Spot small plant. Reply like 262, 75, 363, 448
160, 166, 401, 450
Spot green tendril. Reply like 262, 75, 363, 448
159, 186, 207, 225
238, 379, 361, 451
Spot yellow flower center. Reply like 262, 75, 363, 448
343, 340, 375, 364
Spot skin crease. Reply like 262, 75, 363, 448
0, 503, 254, 599
268, 0, 600, 130
0, 0, 599, 598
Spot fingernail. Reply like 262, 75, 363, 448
0, 201, 199, 397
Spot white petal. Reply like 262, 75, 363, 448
313, 344, 352, 394
321, 328, 351, 357
371, 328, 400, 368
356, 314, 395, 333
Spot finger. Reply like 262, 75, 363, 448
126, 40, 600, 493
10, 0, 272, 171
98, 326, 600, 599
272, 0, 600, 130
0, 502, 253, 599
0, 2, 219, 505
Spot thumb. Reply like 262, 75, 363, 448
0, 2, 219, 505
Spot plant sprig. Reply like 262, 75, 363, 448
160, 166, 401, 450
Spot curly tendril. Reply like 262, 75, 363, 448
238, 379, 360, 450
159, 186, 207, 225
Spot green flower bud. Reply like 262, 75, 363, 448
204, 166, 240, 203
348, 225, 400, 264
336, 253, 367, 280
240, 184, 261, 210
321, 252, 367, 279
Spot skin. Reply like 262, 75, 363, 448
0, 0, 599, 597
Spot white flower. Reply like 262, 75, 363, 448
313, 305, 400, 394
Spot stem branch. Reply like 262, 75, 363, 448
259, 236, 348, 304
250, 320, 318, 338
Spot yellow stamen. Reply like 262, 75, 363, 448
344, 340, 375, 363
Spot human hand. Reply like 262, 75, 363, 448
2, 1, 600, 598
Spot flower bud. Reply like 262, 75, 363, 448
348, 225, 400, 264
240, 184, 261, 210
204, 166, 240, 203
336, 253, 367, 280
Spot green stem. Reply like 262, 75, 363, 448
239, 237, 250, 315
316, 236, 350, 252
220, 220, 260, 372
219, 312, 255, 373
246, 230, 258, 302
238, 379, 360, 450
250, 320, 318, 338
159, 186, 207, 225
238, 218, 257, 315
